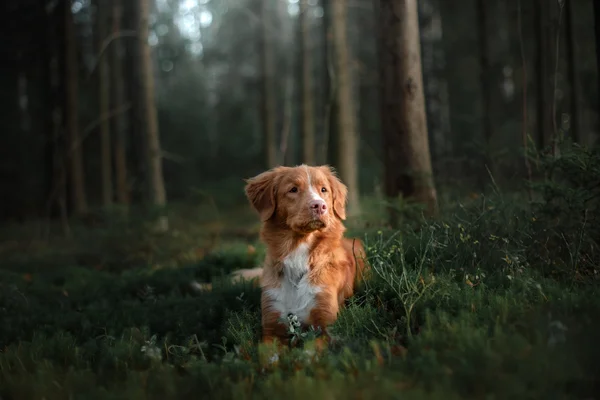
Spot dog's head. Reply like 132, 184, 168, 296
244, 165, 348, 234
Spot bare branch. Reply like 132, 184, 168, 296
87, 30, 139, 79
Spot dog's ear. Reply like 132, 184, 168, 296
244, 168, 283, 222
321, 165, 348, 220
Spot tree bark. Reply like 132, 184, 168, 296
378, 0, 438, 223
111, 0, 130, 206
138, 0, 168, 231
331, 0, 359, 215
565, 0, 580, 143
258, 0, 278, 169
476, 0, 493, 187
97, 1, 113, 206
535, 0, 553, 150
64, 1, 87, 215
321, 0, 335, 166
418, 0, 451, 174
299, 0, 315, 166
594, 0, 600, 137
45, 0, 70, 234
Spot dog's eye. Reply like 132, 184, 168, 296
321, 187, 327, 193
289, 187, 298, 193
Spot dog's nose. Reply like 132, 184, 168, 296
309, 199, 328, 216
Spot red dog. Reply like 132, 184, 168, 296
244, 165, 367, 345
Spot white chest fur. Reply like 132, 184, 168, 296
264, 243, 322, 323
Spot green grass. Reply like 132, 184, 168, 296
1, 144, 600, 399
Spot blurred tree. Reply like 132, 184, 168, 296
111, 0, 130, 207
65, 0, 88, 215
419, 0, 451, 174
95, 0, 113, 206
137, 0, 168, 231
258, 0, 277, 169
322, 0, 338, 167
477, 0, 493, 186
299, 0, 315, 166
565, 0, 580, 143
595, 0, 600, 124
378, 0, 438, 222
43, 0, 69, 232
331, 0, 359, 215
535, 0, 552, 150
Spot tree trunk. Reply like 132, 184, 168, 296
565, 0, 580, 143
476, 0, 493, 187
535, 0, 552, 150
45, 0, 70, 235
331, 0, 360, 215
378, 0, 438, 223
299, 0, 315, 166
320, 0, 335, 165
97, 1, 113, 207
258, 0, 277, 169
111, 0, 130, 207
418, 0, 451, 177
64, 1, 87, 215
138, 0, 168, 231
594, 0, 600, 138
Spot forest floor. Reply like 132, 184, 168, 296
1, 165, 600, 399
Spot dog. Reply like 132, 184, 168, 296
244, 164, 368, 346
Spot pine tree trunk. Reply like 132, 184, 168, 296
594, 0, 600, 139
320, 0, 334, 165
477, 0, 493, 188
65, 1, 87, 215
418, 0, 451, 175
331, 0, 359, 215
379, 0, 438, 224
97, 1, 113, 207
565, 0, 580, 143
138, 0, 168, 231
535, 0, 552, 149
258, 0, 277, 169
299, 0, 315, 166
112, 0, 130, 206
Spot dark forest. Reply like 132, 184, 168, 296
1, 0, 599, 398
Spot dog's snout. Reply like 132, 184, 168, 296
309, 199, 328, 216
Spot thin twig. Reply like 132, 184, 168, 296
87, 30, 139, 79
45, 104, 132, 222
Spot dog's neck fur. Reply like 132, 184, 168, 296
260, 218, 345, 263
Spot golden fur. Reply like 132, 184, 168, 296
244, 164, 367, 345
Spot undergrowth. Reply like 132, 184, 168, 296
0, 142, 599, 399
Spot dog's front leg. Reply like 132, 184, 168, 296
308, 289, 340, 339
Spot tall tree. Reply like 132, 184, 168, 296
258, 0, 277, 169
96, 1, 113, 206
299, 0, 315, 165
111, 0, 130, 207
378, 0, 438, 222
564, 0, 580, 143
594, 0, 600, 128
321, 0, 335, 166
418, 0, 451, 173
64, 0, 87, 215
138, 0, 168, 231
535, 0, 553, 149
331, 0, 359, 215
476, 0, 493, 185
45, 0, 69, 234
